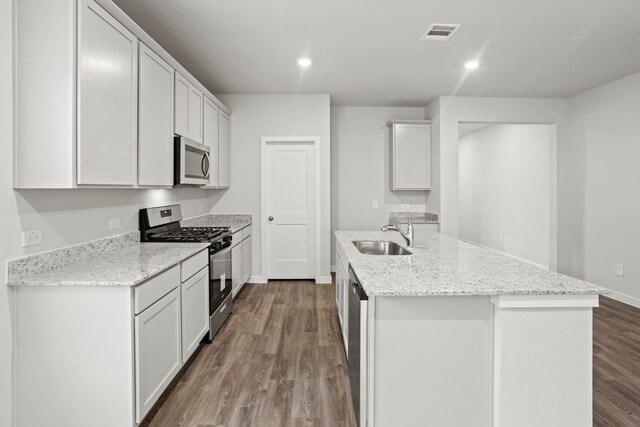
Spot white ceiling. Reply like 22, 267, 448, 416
113, 0, 640, 106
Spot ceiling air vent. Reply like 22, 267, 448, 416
420, 24, 461, 41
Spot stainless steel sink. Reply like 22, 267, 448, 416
352, 240, 412, 256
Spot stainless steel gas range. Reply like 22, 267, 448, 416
139, 204, 232, 341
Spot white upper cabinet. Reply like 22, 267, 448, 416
138, 43, 174, 186
203, 97, 220, 188
218, 110, 231, 188
77, 0, 138, 185
13, 0, 230, 189
174, 72, 203, 143
388, 120, 432, 190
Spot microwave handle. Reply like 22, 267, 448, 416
201, 152, 211, 179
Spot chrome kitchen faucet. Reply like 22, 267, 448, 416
381, 222, 414, 247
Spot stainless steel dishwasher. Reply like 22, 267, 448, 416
348, 265, 368, 426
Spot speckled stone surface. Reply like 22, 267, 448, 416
389, 211, 439, 224
7, 231, 140, 281
7, 242, 209, 287
181, 214, 252, 233
336, 231, 605, 297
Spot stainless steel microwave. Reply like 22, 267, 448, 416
174, 136, 210, 186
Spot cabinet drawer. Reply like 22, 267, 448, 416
181, 249, 208, 283
135, 265, 180, 315
242, 225, 252, 240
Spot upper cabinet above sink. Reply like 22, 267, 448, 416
13, 0, 231, 189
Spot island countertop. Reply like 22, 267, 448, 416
335, 231, 605, 297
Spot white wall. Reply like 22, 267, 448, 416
459, 124, 550, 267
567, 71, 640, 302
330, 106, 428, 265
426, 97, 566, 272
213, 94, 331, 282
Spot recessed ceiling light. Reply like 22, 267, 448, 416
464, 60, 480, 70
297, 57, 312, 67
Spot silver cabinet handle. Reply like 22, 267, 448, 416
268, 216, 274, 221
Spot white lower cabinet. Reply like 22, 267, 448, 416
335, 245, 350, 355
231, 242, 243, 297
12, 248, 210, 427
181, 266, 209, 362
134, 287, 181, 423
243, 235, 252, 283
231, 226, 252, 298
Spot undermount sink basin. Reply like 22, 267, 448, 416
353, 240, 412, 256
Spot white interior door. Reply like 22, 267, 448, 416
265, 141, 316, 279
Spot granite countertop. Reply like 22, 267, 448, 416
181, 214, 252, 233
7, 242, 210, 287
335, 231, 605, 297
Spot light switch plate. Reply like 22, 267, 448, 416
616, 264, 624, 277
372, 200, 379, 209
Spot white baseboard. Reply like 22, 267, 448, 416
315, 275, 332, 284
248, 275, 267, 284
604, 289, 640, 309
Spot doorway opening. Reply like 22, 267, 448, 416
457, 123, 555, 268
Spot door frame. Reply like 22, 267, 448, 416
260, 136, 321, 282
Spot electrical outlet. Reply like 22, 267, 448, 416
372, 200, 379, 209
22, 230, 43, 247
108, 217, 120, 230
616, 264, 624, 277
401, 204, 410, 210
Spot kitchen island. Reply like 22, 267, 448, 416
334, 231, 604, 427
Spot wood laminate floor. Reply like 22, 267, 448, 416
593, 296, 640, 427
143, 281, 357, 427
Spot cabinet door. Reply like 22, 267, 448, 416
134, 287, 181, 423
340, 261, 349, 354
203, 97, 219, 187
138, 43, 174, 186
231, 244, 243, 297
242, 236, 252, 284
181, 266, 209, 362
188, 86, 203, 143
391, 123, 431, 190
78, 0, 138, 185
174, 73, 189, 137
218, 111, 231, 188
335, 253, 343, 326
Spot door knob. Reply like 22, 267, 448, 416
268, 216, 274, 221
